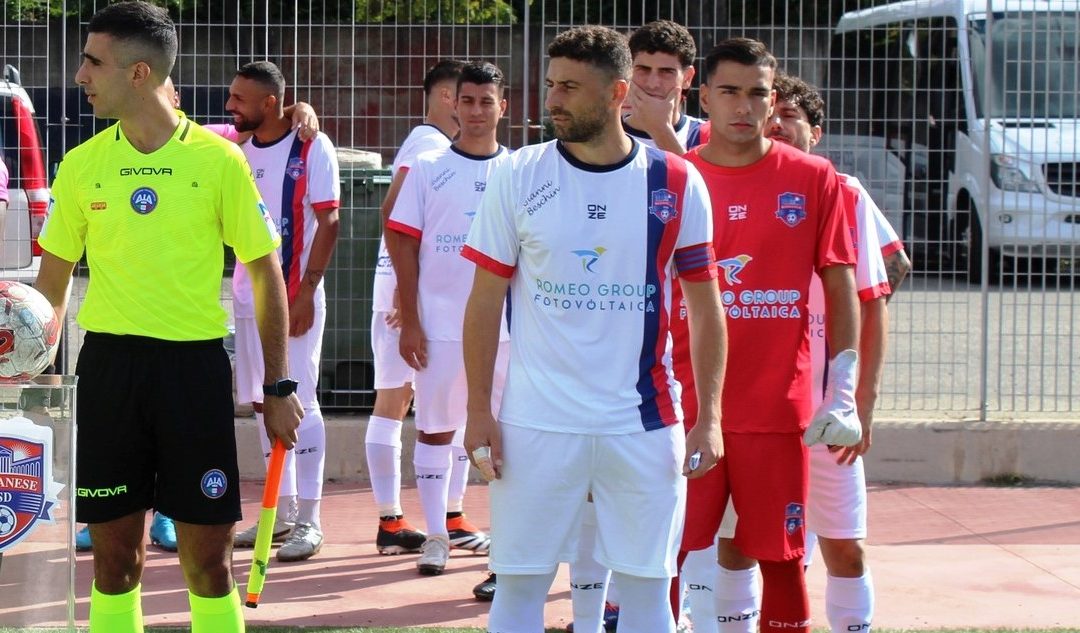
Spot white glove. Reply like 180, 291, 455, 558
803, 349, 862, 447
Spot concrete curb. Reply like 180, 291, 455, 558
234, 415, 1080, 485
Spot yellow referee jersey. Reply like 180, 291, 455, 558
39, 113, 281, 341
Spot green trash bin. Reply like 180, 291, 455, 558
319, 165, 390, 410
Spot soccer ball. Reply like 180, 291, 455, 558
0, 281, 60, 383
0, 507, 16, 536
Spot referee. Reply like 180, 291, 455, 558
34, 3, 302, 632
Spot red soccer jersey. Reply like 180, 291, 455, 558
674, 140, 855, 433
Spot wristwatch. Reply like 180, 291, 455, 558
263, 378, 299, 398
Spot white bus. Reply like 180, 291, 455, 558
826, 0, 1080, 282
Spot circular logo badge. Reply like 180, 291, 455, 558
200, 469, 228, 499
130, 187, 158, 214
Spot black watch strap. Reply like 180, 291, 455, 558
263, 378, 299, 397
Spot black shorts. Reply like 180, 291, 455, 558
75, 332, 241, 525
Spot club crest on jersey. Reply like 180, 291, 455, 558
775, 192, 806, 228
286, 156, 306, 180
650, 189, 679, 224
201, 469, 228, 499
0, 419, 61, 553
130, 187, 158, 214
784, 501, 804, 535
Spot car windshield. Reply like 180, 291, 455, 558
969, 12, 1080, 118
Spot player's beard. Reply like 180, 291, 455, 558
549, 103, 607, 143
231, 111, 263, 133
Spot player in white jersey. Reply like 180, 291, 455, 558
567, 20, 709, 633
710, 72, 911, 633
387, 61, 511, 579
621, 20, 709, 155
367, 59, 465, 557
224, 61, 341, 562
462, 27, 728, 633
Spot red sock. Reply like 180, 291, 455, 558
758, 558, 811, 633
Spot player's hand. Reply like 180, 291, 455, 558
262, 394, 303, 450
804, 349, 862, 447
627, 82, 680, 136
288, 291, 315, 337
384, 309, 403, 330
291, 102, 319, 141
464, 409, 502, 481
397, 321, 428, 370
683, 419, 723, 478
829, 406, 873, 465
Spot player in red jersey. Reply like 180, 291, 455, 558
675, 38, 860, 633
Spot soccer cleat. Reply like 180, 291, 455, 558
277, 523, 323, 562
233, 518, 294, 548
472, 571, 496, 601
74, 526, 92, 552
566, 602, 620, 632
148, 512, 178, 552
416, 534, 451, 576
446, 514, 490, 553
376, 515, 426, 555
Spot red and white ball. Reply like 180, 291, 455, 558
0, 281, 60, 383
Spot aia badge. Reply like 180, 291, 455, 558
286, 156, 306, 181
784, 501, 805, 535
130, 187, 158, 215
0, 416, 62, 553
775, 192, 806, 228
649, 188, 679, 224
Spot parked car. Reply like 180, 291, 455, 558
0, 64, 50, 282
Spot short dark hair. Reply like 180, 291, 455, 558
628, 20, 696, 69
703, 37, 777, 84
88, 1, 178, 80
773, 72, 825, 128
423, 59, 466, 95
236, 61, 286, 102
458, 61, 505, 93
548, 26, 631, 81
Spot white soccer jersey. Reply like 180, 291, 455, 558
808, 174, 898, 403
372, 124, 454, 312
233, 130, 340, 317
622, 113, 710, 151
386, 144, 512, 341
463, 139, 717, 435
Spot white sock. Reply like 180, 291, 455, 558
488, 570, 557, 633
610, 572, 675, 633
365, 415, 403, 517
682, 546, 719, 633
569, 503, 610, 633
715, 564, 760, 633
447, 435, 469, 513
826, 571, 874, 633
257, 410, 297, 497
276, 495, 297, 525
297, 498, 321, 529
295, 406, 325, 503
607, 575, 619, 606
413, 442, 452, 537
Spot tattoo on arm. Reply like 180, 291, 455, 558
884, 251, 911, 301
304, 269, 324, 289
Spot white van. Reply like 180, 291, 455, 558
829, 0, 1080, 281
0, 65, 50, 282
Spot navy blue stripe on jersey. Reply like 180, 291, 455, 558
636, 149, 669, 431
686, 120, 702, 150
674, 245, 712, 272
278, 136, 305, 286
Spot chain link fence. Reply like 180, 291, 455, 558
1, 0, 1076, 419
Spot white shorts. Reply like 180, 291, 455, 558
371, 312, 415, 389
806, 443, 867, 539
414, 340, 509, 434
234, 302, 325, 408
490, 422, 686, 579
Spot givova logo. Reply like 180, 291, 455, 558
571, 246, 607, 273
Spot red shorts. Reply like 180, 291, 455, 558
682, 432, 808, 562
